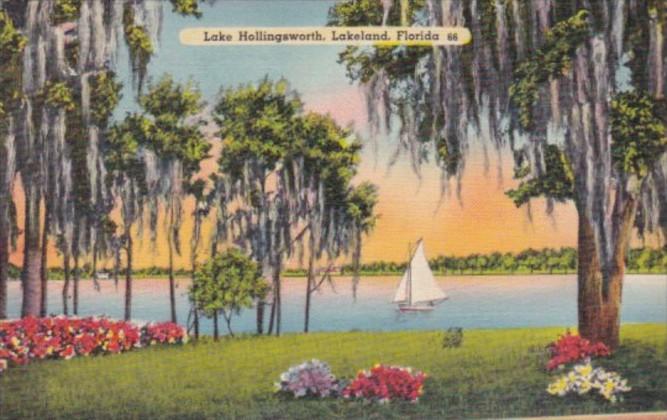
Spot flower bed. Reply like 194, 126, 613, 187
342, 364, 426, 403
0, 317, 187, 373
547, 360, 631, 403
275, 359, 343, 398
547, 331, 610, 370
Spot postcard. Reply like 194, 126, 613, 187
0, 0, 665, 418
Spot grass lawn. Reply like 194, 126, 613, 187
1, 324, 666, 419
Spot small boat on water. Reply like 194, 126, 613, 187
392, 239, 447, 311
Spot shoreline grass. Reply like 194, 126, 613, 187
1, 324, 665, 419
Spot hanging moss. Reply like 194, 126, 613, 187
0, 10, 27, 121
65, 39, 79, 70
509, 9, 590, 130
611, 91, 667, 178
90, 71, 122, 127
479, 0, 499, 69
169, 0, 203, 18
44, 81, 76, 112
52, 0, 82, 25
505, 145, 575, 207
123, 4, 154, 90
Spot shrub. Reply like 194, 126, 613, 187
442, 327, 463, 349
0, 317, 187, 373
547, 360, 631, 403
547, 331, 610, 370
342, 364, 426, 403
275, 359, 343, 398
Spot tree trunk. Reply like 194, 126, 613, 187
304, 237, 316, 333
191, 262, 199, 339
274, 261, 282, 336
168, 230, 177, 323
21, 181, 42, 317
223, 310, 234, 337
576, 195, 637, 350
113, 246, 120, 289
0, 200, 9, 319
213, 310, 219, 341
40, 210, 49, 317
124, 234, 133, 321
256, 300, 265, 334
62, 252, 70, 315
73, 251, 80, 315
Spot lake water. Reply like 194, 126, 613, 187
4, 275, 666, 334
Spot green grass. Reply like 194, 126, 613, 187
1, 324, 666, 419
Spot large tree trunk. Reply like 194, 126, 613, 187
576, 196, 637, 350
62, 252, 70, 315
40, 210, 49, 317
21, 181, 42, 317
124, 234, 133, 321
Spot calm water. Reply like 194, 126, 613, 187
5, 275, 666, 334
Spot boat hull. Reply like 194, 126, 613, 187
398, 304, 435, 312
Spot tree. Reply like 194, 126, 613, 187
2, 0, 203, 318
295, 112, 378, 332
190, 248, 268, 338
105, 115, 149, 321
136, 75, 210, 324
0, 10, 25, 319
211, 78, 304, 336
330, 0, 667, 348
186, 178, 213, 339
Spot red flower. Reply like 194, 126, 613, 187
0, 317, 187, 373
343, 365, 426, 403
546, 331, 611, 370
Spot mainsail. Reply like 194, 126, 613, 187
393, 240, 447, 307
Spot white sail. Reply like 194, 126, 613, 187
392, 270, 410, 303
393, 240, 447, 306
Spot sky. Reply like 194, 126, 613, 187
11, 0, 588, 269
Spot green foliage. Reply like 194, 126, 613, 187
123, 4, 154, 89
346, 181, 380, 233
214, 78, 302, 177
169, 0, 203, 18
191, 248, 268, 321
505, 145, 575, 207
105, 114, 149, 196
509, 10, 590, 130
610, 91, 667, 178
90, 71, 123, 127
0, 10, 27, 120
297, 112, 362, 204
138, 75, 210, 175
329, 0, 430, 84
43, 82, 76, 111
52, 0, 82, 25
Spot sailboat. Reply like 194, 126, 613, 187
392, 239, 448, 311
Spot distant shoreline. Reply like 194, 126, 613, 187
6, 269, 665, 282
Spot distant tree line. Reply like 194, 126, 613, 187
9, 246, 664, 281
338, 247, 667, 276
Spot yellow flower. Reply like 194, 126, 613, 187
547, 377, 569, 396
575, 363, 592, 377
